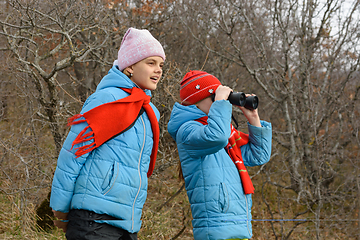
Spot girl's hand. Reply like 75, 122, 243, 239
214, 85, 232, 101
52, 210, 69, 233
238, 94, 261, 127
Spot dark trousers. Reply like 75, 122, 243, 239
65, 209, 137, 240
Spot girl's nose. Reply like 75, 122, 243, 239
155, 65, 162, 73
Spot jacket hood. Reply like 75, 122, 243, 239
167, 102, 206, 140
96, 65, 152, 97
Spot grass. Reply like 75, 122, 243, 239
0, 164, 357, 239
0, 193, 65, 240
0, 165, 193, 240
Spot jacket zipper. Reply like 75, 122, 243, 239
245, 194, 251, 235
131, 115, 146, 231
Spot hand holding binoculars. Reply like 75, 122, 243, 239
212, 92, 259, 110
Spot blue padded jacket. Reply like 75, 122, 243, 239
50, 66, 160, 233
167, 100, 272, 240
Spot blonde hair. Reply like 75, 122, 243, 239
123, 68, 132, 78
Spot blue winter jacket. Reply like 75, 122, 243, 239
167, 100, 272, 240
50, 66, 160, 233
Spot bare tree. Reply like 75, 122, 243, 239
0, 0, 113, 152
177, 0, 360, 239
1, 0, 358, 238
0, 0, 118, 232
0, 0, 191, 237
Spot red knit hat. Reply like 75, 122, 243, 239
180, 70, 221, 105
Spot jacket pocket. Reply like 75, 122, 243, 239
218, 182, 229, 213
101, 162, 120, 195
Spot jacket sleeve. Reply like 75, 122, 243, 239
177, 100, 232, 158
50, 122, 91, 213
50, 90, 121, 213
240, 120, 272, 167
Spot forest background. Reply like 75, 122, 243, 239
0, 0, 359, 239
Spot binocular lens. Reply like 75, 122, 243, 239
228, 92, 259, 110
244, 95, 258, 110
228, 92, 246, 106
211, 92, 259, 110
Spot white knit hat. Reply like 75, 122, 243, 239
117, 28, 166, 71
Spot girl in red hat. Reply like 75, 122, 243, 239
167, 70, 272, 240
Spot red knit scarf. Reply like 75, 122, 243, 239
196, 116, 254, 194
68, 87, 159, 177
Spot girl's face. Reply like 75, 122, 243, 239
196, 96, 213, 115
128, 56, 164, 90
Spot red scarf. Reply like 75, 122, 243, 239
196, 116, 254, 194
68, 87, 159, 177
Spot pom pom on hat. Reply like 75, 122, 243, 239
118, 28, 166, 71
180, 70, 221, 105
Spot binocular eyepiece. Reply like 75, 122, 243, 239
212, 92, 259, 110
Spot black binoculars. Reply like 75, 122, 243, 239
212, 92, 259, 110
